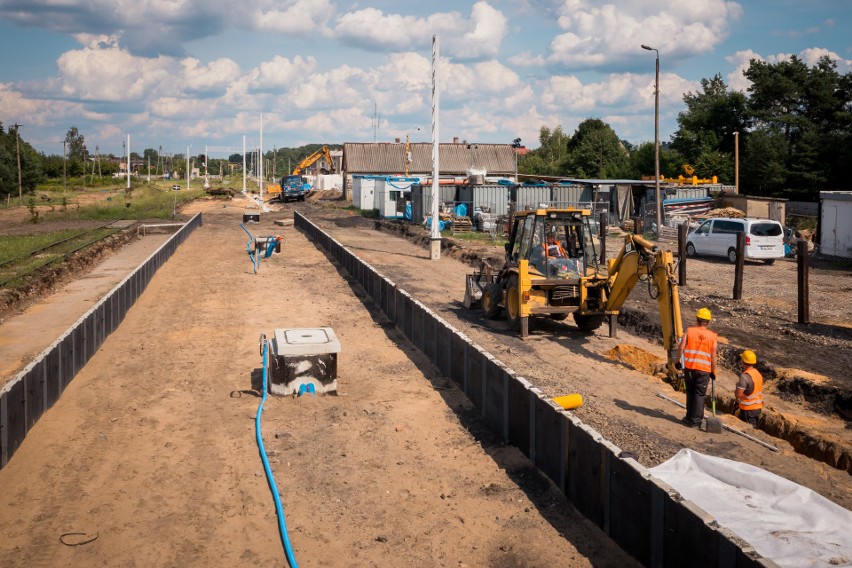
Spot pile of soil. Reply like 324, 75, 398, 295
604, 344, 665, 376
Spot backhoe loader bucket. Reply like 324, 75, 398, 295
464, 266, 497, 309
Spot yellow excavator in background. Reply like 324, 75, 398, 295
292, 146, 334, 175
465, 208, 684, 380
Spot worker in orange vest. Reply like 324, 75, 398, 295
735, 350, 763, 427
675, 307, 718, 428
546, 234, 568, 258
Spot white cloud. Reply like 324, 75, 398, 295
183, 57, 242, 93
542, 0, 742, 69
55, 42, 173, 101
248, 0, 335, 34
333, 1, 507, 59
247, 55, 317, 91
725, 48, 852, 93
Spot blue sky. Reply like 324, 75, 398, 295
1, 0, 849, 157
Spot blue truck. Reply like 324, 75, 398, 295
280, 175, 311, 202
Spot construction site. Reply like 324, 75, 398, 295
0, 189, 850, 568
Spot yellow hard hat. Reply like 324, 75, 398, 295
740, 350, 757, 365
696, 307, 712, 321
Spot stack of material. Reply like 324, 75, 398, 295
705, 207, 745, 218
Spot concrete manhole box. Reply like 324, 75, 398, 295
270, 328, 340, 395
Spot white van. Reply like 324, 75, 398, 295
686, 218, 785, 264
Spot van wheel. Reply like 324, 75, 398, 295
686, 243, 696, 257
727, 248, 738, 263
764, 258, 775, 265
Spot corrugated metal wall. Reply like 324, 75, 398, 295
457, 185, 510, 216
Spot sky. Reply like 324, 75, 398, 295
0, 0, 850, 158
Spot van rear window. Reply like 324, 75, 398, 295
750, 223, 782, 237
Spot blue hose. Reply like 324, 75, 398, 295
258, 339, 299, 567
240, 224, 259, 273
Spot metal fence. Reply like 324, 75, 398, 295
0, 213, 202, 470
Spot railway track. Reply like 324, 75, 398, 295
0, 223, 124, 287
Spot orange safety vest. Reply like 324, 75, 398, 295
738, 367, 764, 411
546, 241, 567, 258
682, 326, 717, 372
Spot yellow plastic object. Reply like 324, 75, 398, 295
553, 394, 583, 410
696, 307, 712, 321
740, 350, 757, 364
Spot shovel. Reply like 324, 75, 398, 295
705, 378, 723, 433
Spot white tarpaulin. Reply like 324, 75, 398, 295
650, 449, 852, 567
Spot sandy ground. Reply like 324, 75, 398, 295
0, 233, 170, 382
0, 198, 636, 567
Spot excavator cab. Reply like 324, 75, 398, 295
505, 211, 599, 280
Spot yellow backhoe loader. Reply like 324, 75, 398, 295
292, 146, 334, 175
464, 208, 684, 379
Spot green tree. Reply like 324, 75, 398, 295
565, 119, 630, 178
741, 128, 787, 195
671, 74, 748, 168
518, 126, 571, 176
64, 126, 87, 161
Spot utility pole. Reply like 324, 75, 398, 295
63, 140, 67, 196
13, 123, 23, 202
641, 44, 661, 237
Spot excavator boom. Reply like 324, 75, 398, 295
293, 146, 334, 175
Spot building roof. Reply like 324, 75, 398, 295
343, 142, 516, 175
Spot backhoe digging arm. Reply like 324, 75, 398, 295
605, 235, 684, 381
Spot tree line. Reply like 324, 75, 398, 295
518, 55, 852, 199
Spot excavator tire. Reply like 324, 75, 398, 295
573, 313, 605, 332
505, 275, 522, 331
481, 283, 503, 320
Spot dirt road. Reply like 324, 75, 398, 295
0, 199, 635, 567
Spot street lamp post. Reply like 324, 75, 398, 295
641, 44, 661, 236
734, 131, 739, 194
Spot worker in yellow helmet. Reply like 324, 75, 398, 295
735, 350, 763, 427
675, 307, 718, 428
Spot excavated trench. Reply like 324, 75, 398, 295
372, 216, 852, 474
617, 308, 852, 474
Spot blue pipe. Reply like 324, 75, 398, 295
257, 339, 299, 567
240, 223, 259, 273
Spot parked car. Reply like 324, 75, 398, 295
685, 217, 785, 264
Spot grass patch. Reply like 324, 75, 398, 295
0, 227, 117, 287
340, 205, 380, 219
441, 230, 507, 246
39, 186, 206, 222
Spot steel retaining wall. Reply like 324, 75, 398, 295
0, 213, 202, 470
294, 211, 777, 568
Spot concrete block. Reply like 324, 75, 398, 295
412, 303, 426, 352
45, 345, 62, 409
533, 392, 567, 491
449, 332, 466, 387
482, 356, 504, 435
4, 379, 26, 468
423, 311, 437, 365
243, 210, 260, 223
24, 363, 45, 430
507, 375, 531, 456
269, 328, 340, 396
567, 420, 604, 526
663, 497, 719, 568
466, 347, 485, 411
435, 323, 451, 377
608, 451, 653, 565
60, 334, 74, 392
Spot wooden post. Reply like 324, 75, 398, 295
632, 216, 641, 235
599, 211, 607, 265
677, 222, 687, 286
797, 240, 810, 324
733, 232, 745, 300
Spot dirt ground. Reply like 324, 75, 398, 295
0, 198, 637, 567
295, 198, 850, 503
